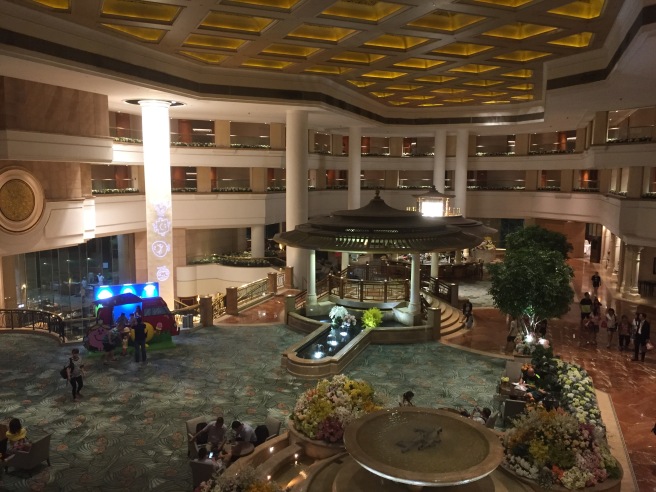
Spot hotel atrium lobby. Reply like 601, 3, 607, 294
2, 0, 656, 490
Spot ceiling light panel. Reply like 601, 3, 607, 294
200, 11, 275, 34
241, 58, 293, 69
414, 75, 457, 83
388, 101, 409, 106
501, 69, 533, 78
221, 0, 302, 11
304, 65, 352, 75
431, 43, 494, 57
469, 0, 534, 7
183, 34, 247, 51
363, 34, 429, 51
320, 1, 405, 23
101, 0, 181, 24
330, 51, 387, 64
347, 80, 377, 88
393, 58, 446, 70
362, 70, 407, 79
548, 32, 593, 48
507, 83, 534, 90
493, 50, 551, 62
448, 64, 499, 73
406, 10, 486, 32
287, 24, 357, 43
483, 22, 557, 40
385, 84, 422, 90
30, 0, 70, 10
462, 79, 503, 86
101, 23, 166, 42
178, 51, 227, 64
261, 44, 321, 58
370, 92, 395, 98
431, 88, 467, 94
548, 0, 605, 19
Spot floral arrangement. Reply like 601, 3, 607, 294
291, 374, 379, 443
555, 360, 603, 428
361, 307, 383, 329
195, 466, 282, 492
328, 306, 356, 329
514, 332, 550, 356
503, 408, 620, 489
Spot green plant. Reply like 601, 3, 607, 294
361, 307, 383, 329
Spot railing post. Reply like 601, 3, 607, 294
225, 287, 239, 316
405, 280, 410, 301
284, 266, 294, 289
267, 272, 278, 294
339, 277, 345, 299
427, 307, 442, 340
365, 261, 370, 280
284, 294, 297, 323
359, 279, 364, 302
384, 280, 388, 302
449, 282, 459, 307
199, 295, 213, 327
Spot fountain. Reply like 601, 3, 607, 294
343, 407, 503, 490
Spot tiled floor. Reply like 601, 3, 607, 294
445, 258, 656, 492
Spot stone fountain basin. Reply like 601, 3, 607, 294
344, 407, 503, 487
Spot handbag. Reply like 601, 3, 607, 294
646, 341, 654, 351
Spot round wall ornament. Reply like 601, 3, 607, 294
0, 168, 45, 233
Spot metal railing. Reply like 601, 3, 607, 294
277, 272, 285, 289
0, 309, 66, 340
212, 294, 226, 319
327, 275, 409, 302
236, 278, 269, 308
427, 277, 459, 306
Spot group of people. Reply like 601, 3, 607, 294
97, 311, 150, 366
579, 288, 652, 361
188, 417, 260, 473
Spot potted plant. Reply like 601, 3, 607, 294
361, 307, 383, 329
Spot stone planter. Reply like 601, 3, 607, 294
287, 419, 345, 460
499, 464, 622, 492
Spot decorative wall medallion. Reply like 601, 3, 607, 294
156, 265, 170, 282
0, 169, 45, 233
151, 240, 170, 258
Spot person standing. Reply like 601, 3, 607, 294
591, 271, 601, 296
133, 317, 147, 364
506, 317, 520, 353
632, 312, 651, 362
605, 307, 617, 349
462, 300, 473, 328
66, 348, 85, 401
618, 314, 631, 351
579, 292, 593, 327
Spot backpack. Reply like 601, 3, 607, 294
59, 358, 73, 379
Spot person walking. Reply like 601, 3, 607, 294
133, 317, 148, 364
632, 312, 651, 362
66, 348, 85, 401
591, 271, 601, 296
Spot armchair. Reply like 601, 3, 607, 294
185, 417, 208, 460
4, 433, 51, 476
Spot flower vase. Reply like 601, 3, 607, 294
287, 419, 345, 459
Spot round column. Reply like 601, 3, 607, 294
348, 127, 362, 210
408, 253, 421, 314
307, 249, 317, 306
433, 129, 447, 192
454, 128, 469, 216
139, 99, 174, 306
285, 110, 309, 288
251, 224, 265, 258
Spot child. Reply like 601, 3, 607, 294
6, 418, 31, 453
121, 326, 131, 356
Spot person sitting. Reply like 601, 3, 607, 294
195, 447, 230, 473
400, 390, 414, 406
6, 418, 30, 453
231, 420, 257, 444
520, 365, 548, 402
116, 313, 128, 327
459, 407, 491, 425
190, 416, 227, 450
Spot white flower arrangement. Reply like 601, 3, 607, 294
329, 305, 349, 323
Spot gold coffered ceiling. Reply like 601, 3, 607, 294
15, 0, 619, 109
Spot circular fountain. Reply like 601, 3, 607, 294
343, 407, 503, 490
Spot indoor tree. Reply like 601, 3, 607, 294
504, 225, 573, 259
487, 247, 574, 334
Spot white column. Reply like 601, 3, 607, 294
307, 249, 317, 305
622, 245, 642, 299
408, 253, 421, 314
431, 130, 445, 276
139, 100, 174, 306
620, 244, 633, 296
348, 127, 362, 210
433, 129, 447, 192
285, 110, 309, 288
454, 129, 469, 216
251, 225, 265, 258
612, 235, 621, 276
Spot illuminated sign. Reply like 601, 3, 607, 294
93, 282, 159, 302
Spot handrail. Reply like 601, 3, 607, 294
212, 294, 226, 319
236, 278, 269, 307
0, 309, 65, 341
326, 275, 409, 302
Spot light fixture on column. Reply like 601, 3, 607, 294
126, 99, 184, 307
414, 185, 452, 217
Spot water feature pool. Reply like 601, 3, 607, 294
295, 324, 363, 360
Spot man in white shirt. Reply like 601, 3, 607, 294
231, 420, 257, 443
190, 416, 227, 449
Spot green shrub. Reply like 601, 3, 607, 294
362, 307, 383, 329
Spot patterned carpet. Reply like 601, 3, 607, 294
0, 326, 504, 491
